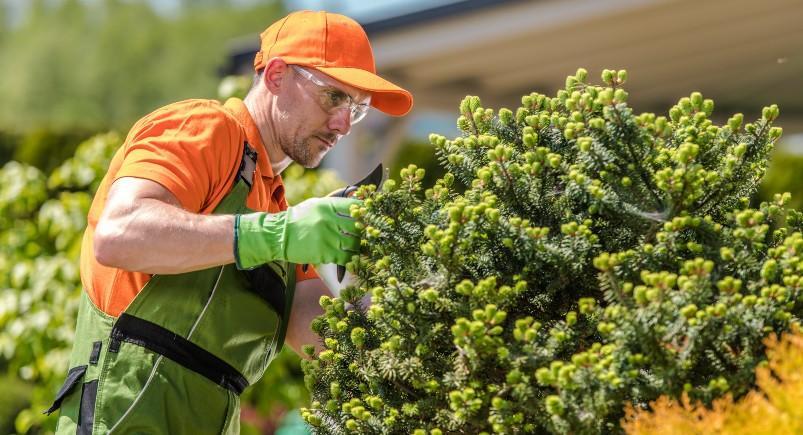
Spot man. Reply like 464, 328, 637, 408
46, 10, 412, 434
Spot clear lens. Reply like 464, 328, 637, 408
293, 65, 371, 124
350, 104, 369, 124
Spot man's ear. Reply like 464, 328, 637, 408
262, 57, 289, 93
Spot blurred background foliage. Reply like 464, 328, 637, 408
758, 151, 803, 211
0, 0, 283, 171
0, 0, 284, 133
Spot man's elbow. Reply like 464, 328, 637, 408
93, 221, 126, 268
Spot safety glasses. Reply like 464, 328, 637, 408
292, 65, 371, 124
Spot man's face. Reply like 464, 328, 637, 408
274, 67, 371, 168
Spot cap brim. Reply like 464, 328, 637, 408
315, 66, 413, 117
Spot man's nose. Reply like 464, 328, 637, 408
328, 108, 352, 136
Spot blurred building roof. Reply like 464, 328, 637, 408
227, 0, 803, 179
359, 0, 523, 35
370, 0, 803, 118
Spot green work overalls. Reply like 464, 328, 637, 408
45, 143, 296, 434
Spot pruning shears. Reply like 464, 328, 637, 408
315, 163, 386, 296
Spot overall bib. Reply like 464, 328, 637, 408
45, 143, 296, 434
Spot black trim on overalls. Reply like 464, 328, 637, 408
109, 314, 249, 395
243, 264, 287, 316
78, 380, 98, 435
238, 141, 258, 189
43, 365, 87, 415
89, 341, 102, 365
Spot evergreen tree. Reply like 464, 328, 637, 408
301, 69, 793, 434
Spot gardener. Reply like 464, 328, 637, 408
46, 10, 412, 434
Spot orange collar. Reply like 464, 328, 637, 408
223, 97, 275, 180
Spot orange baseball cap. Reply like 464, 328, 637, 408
254, 10, 413, 117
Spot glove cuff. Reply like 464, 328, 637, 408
234, 212, 286, 269
233, 214, 249, 270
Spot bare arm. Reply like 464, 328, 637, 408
97, 177, 338, 356
285, 277, 333, 358
93, 177, 236, 274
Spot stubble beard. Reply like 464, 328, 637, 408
281, 135, 325, 168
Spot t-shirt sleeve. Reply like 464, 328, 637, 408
114, 103, 241, 213
296, 263, 321, 283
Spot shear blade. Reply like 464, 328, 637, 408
336, 163, 385, 282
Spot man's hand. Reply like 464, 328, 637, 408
235, 197, 360, 269
285, 277, 332, 357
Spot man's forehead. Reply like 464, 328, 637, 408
307, 68, 371, 102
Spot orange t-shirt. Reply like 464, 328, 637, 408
80, 98, 319, 317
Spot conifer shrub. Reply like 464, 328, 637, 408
300, 68, 796, 433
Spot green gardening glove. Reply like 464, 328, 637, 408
234, 197, 361, 269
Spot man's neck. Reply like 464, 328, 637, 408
243, 96, 293, 176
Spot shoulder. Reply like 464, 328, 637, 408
150, 99, 232, 119
129, 99, 243, 141
115, 100, 247, 212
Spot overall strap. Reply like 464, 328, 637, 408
238, 141, 258, 190
109, 314, 249, 394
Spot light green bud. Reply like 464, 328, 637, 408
702, 99, 714, 116
728, 113, 744, 131
498, 107, 513, 125
690, 92, 703, 109
576, 67, 588, 82
545, 395, 565, 416
601, 69, 614, 84
351, 327, 366, 347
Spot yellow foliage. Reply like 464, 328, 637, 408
622, 330, 803, 434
